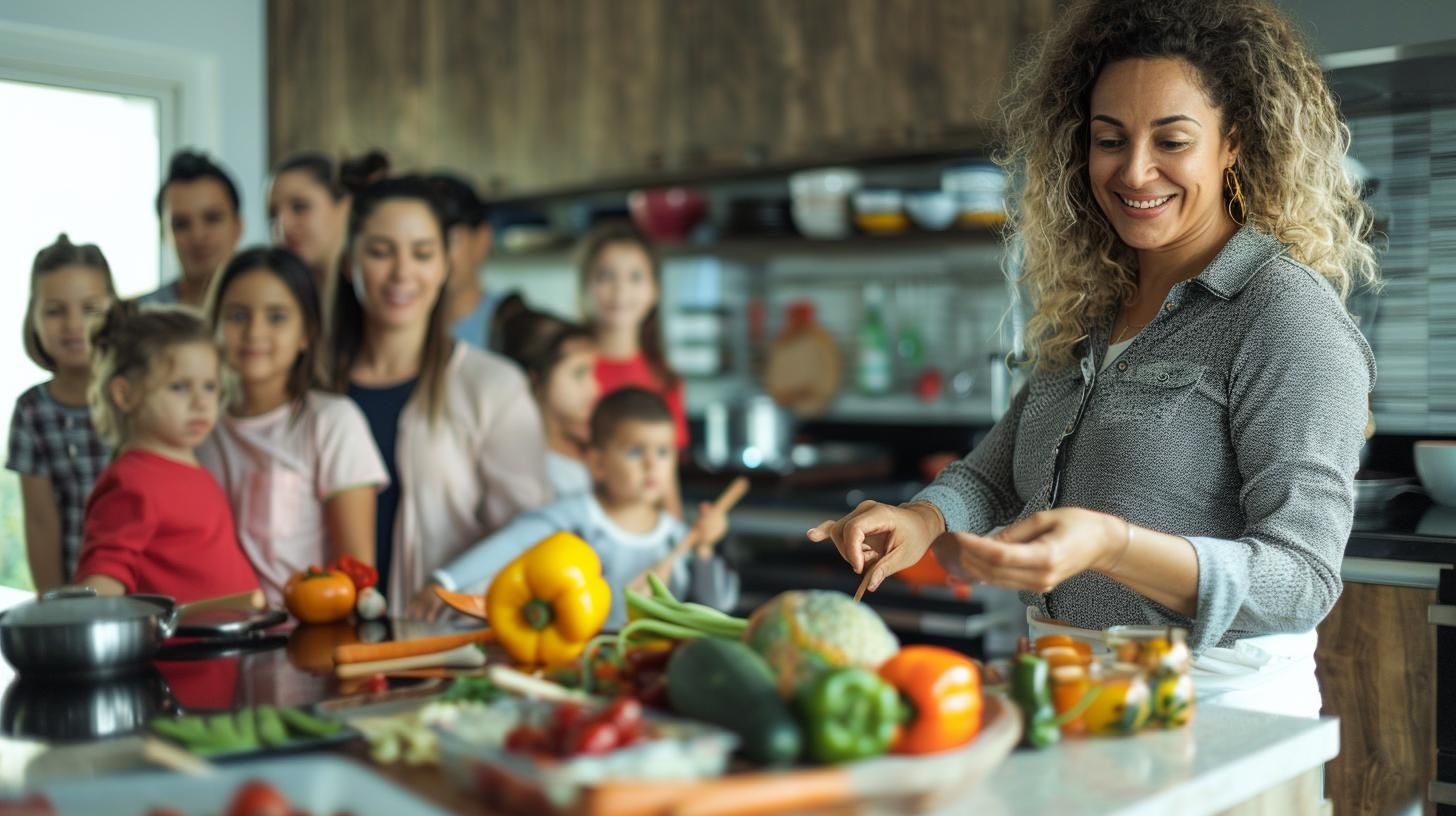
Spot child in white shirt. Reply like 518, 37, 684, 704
198, 247, 389, 604
416, 388, 737, 627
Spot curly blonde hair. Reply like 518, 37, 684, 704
999, 0, 1379, 371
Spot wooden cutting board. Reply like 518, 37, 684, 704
582, 693, 1022, 816
763, 317, 842, 418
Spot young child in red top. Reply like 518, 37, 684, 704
74, 300, 259, 602
577, 223, 688, 450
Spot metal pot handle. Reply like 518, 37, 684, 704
156, 604, 180, 640
40, 586, 97, 602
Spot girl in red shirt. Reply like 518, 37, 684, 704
577, 223, 688, 449
74, 300, 260, 603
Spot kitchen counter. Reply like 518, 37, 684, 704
0, 580, 1339, 815
948, 705, 1337, 816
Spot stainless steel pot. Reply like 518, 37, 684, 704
0, 588, 178, 676
700, 394, 797, 471
1, 667, 176, 741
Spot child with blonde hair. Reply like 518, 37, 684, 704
8, 235, 116, 590
75, 301, 259, 601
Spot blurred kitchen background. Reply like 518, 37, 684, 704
4, 0, 1456, 655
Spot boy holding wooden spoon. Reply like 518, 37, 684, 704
408, 388, 738, 627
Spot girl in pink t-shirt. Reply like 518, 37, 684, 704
76, 301, 259, 603
198, 247, 388, 604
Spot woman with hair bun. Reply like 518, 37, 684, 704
811, 0, 1378, 716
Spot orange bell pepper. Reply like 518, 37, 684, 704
878, 645, 982, 754
486, 532, 612, 668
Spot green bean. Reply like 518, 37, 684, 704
676, 601, 748, 630
256, 705, 289, 746
278, 706, 342, 738
619, 618, 713, 644
149, 716, 209, 744
646, 573, 677, 602
234, 708, 257, 748
625, 590, 746, 638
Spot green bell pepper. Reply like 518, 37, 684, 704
799, 667, 901, 764
1012, 653, 1061, 749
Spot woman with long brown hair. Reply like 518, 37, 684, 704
330, 157, 552, 612
811, 0, 1378, 716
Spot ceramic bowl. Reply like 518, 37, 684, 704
1414, 440, 1456, 506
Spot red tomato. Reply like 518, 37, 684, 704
566, 721, 621, 755
362, 673, 389, 694
600, 696, 644, 739
504, 725, 551, 754
550, 702, 589, 736
225, 780, 291, 816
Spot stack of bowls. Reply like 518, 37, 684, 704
942, 161, 1009, 227
789, 168, 862, 239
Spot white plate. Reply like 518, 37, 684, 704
35, 754, 450, 816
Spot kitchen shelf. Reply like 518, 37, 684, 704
686, 389, 997, 427
492, 227, 1006, 266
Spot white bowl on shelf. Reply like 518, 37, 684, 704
1415, 440, 1456, 506
789, 168, 862, 240
905, 191, 958, 230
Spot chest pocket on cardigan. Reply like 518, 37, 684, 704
1099, 361, 1207, 425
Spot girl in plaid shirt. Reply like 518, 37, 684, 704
7, 235, 115, 591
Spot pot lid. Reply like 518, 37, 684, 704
0, 588, 172, 628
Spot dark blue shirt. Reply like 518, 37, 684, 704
347, 378, 418, 592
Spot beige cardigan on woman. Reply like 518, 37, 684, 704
386, 342, 553, 612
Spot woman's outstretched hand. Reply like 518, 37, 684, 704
807, 500, 947, 594
930, 508, 1127, 593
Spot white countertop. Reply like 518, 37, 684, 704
941, 705, 1338, 816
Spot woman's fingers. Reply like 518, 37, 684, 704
992, 511, 1060, 544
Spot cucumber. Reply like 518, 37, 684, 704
666, 637, 802, 766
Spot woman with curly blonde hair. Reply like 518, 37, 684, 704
811, 0, 1376, 716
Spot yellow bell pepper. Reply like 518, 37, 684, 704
486, 531, 612, 668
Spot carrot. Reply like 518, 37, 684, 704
332, 629, 493, 665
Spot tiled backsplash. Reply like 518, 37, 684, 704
1348, 105, 1456, 435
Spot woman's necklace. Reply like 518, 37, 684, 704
1110, 317, 1149, 345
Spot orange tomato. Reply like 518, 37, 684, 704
1033, 635, 1093, 657
285, 620, 359, 675
1039, 645, 1092, 669
1050, 664, 1090, 736
284, 567, 357, 624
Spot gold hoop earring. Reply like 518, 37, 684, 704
1225, 166, 1247, 226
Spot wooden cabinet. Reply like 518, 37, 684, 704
268, 0, 1056, 196
1316, 579, 1437, 816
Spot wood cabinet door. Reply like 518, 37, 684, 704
268, 0, 1056, 196
1316, 580, 1437, 816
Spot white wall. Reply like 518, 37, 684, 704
0, 0, 268, 246
1279, 0, 1456, 54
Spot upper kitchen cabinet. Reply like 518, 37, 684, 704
267, 0, 1057, 197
